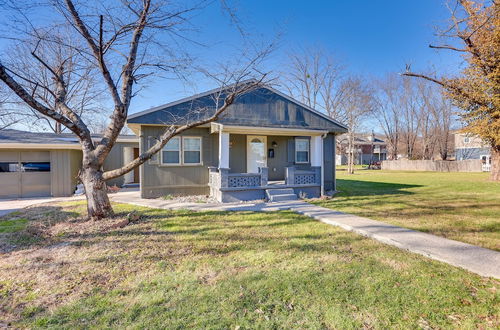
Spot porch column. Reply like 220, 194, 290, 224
311, 135, 324, 193
311, 135, 323, 167
218, 132, 230, 169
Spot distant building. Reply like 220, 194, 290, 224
454, 132, 491, 171
336, 133, 387, 165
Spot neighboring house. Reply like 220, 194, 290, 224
127, 85, 348, 202
0, 129, 139, 198
454, 132, 491, 171
335, 133, 387, 165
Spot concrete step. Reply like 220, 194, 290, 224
266, 188, 295, 196
269, 193, 299, 202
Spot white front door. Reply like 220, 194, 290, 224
247, 135, 267, 173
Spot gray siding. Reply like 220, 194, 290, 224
103, 141, 139, 187
456, 147, 490, 160
229, 134, 246, 173
140, 126, 218, 198
323, 134, 335, 191
129, 88, 347, 133
50, 150, 82, 197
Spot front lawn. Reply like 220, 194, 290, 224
314, 170, 500, 251
0, 201, 498, 328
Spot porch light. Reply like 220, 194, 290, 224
271, 141, 278, 147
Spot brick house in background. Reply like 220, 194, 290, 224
336, 133, 387, 165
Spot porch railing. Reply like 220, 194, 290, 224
285, 166, 321, 185
208, 167, 268, 189
209, 166, 320, 189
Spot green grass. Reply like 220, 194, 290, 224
314, 170, 500, 251
0, 202, 498, 329
0, 218, 28, 233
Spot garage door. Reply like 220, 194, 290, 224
0, 151, 51, 198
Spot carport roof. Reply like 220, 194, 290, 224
0, 129, 138, 148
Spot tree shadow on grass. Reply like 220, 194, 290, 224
0, 205, 82, 252
336, 179, 422, 197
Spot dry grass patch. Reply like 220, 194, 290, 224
0, 201, 498, 329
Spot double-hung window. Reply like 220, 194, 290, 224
162, 137, 181, 164
161, 136, 201, 165
295, 138, 310, 163
183, 137, 201, 165
147, 136, 159, 164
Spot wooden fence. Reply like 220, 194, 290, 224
381, 159, 484, 172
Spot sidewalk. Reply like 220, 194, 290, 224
111, 191, 500, 279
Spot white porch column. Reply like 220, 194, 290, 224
311, 135, 324, 195
311, 135, 323, 167
218, 132, 230, 169
123, 147, 134, 184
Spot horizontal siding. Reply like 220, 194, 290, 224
140, 126, 217, 198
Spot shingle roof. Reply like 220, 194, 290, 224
0, 129, 138, 146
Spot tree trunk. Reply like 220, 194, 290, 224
490, 145, 500, 182
80, 166, 114, 220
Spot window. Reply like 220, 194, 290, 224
162, 137, 180, 164
464, 137, 470, 144
147, 136, 159, 164
183, 137, 201, 164
0, 162, 19, 172
21, 162, 50, 172
295, 138, 309, 163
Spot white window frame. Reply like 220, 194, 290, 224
159, 136, 203, 166
295, 138, 310, 164
147, 136, 159, 164
161, 136, 181, 165
182, 136, 202, 166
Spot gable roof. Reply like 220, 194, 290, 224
128, 85, 348, 133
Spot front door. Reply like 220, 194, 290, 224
247, 136, 267, 173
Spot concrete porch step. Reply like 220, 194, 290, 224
266, 188, 298, 202
266, 188, 295, 196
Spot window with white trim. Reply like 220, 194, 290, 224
183, 137, 201, 164
162, 137, 180, 164
148, 136, 159, 164
295, 138, 309, 163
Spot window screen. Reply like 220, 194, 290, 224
183, 137, 201, 164
162, 137, 180, 164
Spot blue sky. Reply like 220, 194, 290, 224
130, 0, 464, 113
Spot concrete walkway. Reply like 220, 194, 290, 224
1, 190, 498, 278
111, 191, 500, 279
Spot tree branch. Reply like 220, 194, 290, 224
0, 61, 84, 136
102, 78, 266, 181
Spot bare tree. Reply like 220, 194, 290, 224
403, 0, 500, 180
374, 74, 402, 160
0, 0, 271, 219
282, 47, 345, 119
4, 29, 105, 134
339, 77, 375, 174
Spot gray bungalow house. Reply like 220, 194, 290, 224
127, 85, 348, 202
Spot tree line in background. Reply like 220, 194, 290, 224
280, 48, 456, 174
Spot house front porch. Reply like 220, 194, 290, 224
207, 124, 335, 202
